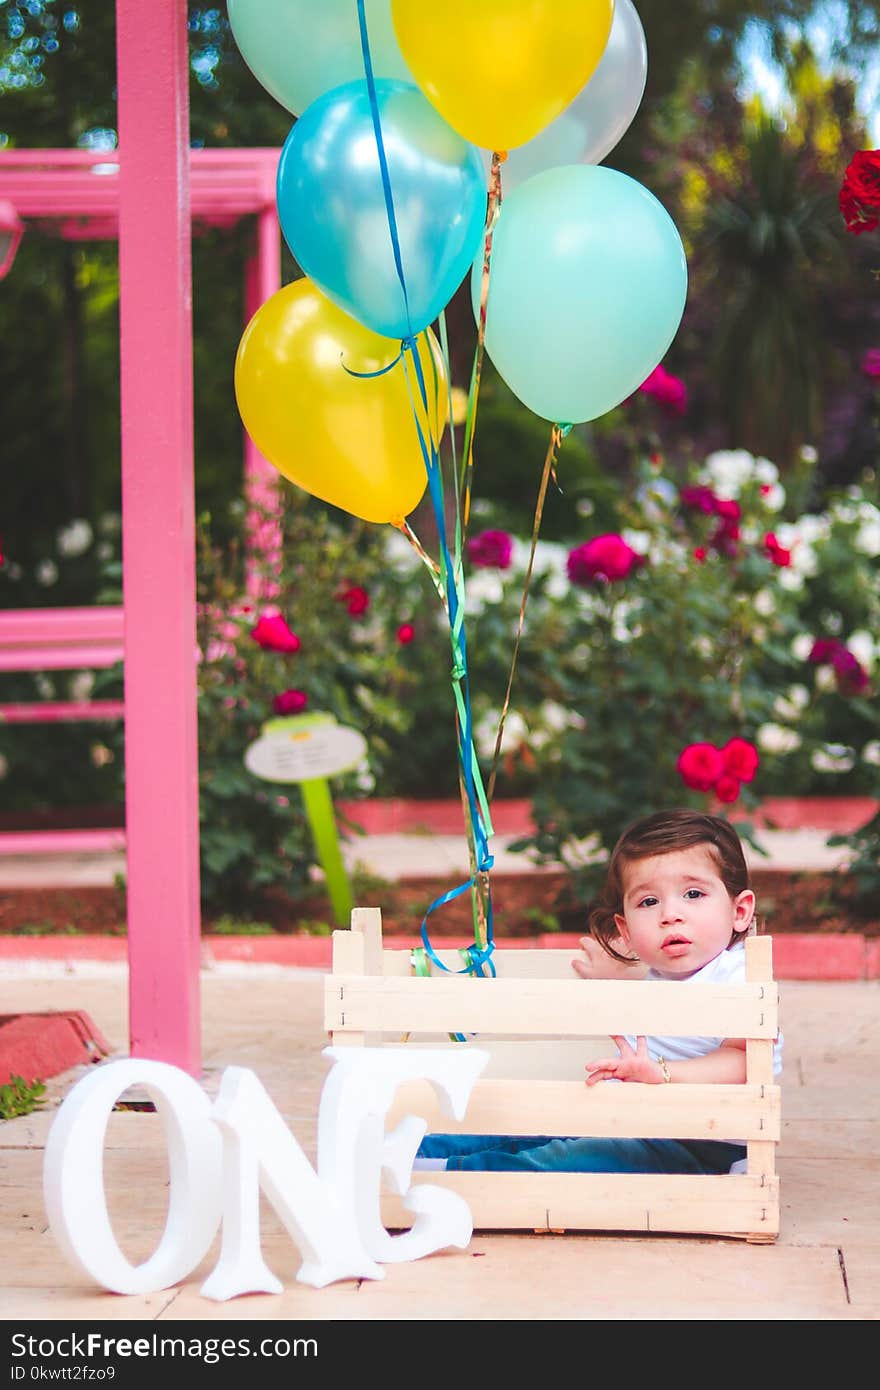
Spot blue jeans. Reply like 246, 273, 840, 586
417, 1132, 747, 1174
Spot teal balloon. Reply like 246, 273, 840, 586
472, 165, 688, 424
277, 80, 488, 340
228, 0, 412, 116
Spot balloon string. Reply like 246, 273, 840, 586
356, 0, 494, 970
487, 423, 571, 804
460, 149, 505, 535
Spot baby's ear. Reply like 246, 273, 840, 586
614, 913, 631, 946
733, 888, 756, 931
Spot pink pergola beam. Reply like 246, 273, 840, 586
116, 0, 201, 1074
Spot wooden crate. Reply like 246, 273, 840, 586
325, 908, 780, 1242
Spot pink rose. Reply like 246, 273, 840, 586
466, 529, 513, 570
567, 534, 642, 585
272, 688, 308, 715
639, 364, 688, 416
676, 742, 724, 792
251, 613, 301, 653
839, 149, 880, 234
721, 738, 759, 784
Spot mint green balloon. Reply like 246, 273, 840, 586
473, 165, 688, 424
228, 0, 412, 116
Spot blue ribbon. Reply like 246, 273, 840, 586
355, 0, 494, 977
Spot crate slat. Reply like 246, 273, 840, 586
326, 975, 778, 1040
387, 1078, 781, 1142
383, 1172, 779, 1237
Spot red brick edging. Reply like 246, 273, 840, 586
0, 933, 877, 980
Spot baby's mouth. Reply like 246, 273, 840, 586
661, 933, 692, 953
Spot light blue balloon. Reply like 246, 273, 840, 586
472, 165, 688, 424
277, 80, 488, 340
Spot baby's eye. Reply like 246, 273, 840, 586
684, 888, 705, 900
636, 895, 658, 909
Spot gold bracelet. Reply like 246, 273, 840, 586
657, 1055, 672, 1083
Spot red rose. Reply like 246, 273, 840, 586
721, 737, 759, 784
567, 534, 642, 584
842, 149, 880, 206
250, 613, 301, 653
338, 584, 370, 616
396, 623, 416, 644
714, 498, 741, 523
272, 688, 308, 715
676, 742, 724, 792
466, 529, 513, 569
714, 775, 742, 804
693, 546, 707, 563
763, 532, 791, 567
839, 150, 880, 234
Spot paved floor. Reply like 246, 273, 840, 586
2, 960, 878, 1322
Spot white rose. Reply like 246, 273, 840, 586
773, 684, 810, 720
757, 723, 802, 754
753, 589, 776, 616
848, 630, 875, 670
69, 671, 95, 701
753, 458, 779, 485
701, 449, 755, 496
36, 559, 59, 586
56, 518, 93, 558
791, 634, 814, 661
811, 744, 856, 774
861, 741, 880, 767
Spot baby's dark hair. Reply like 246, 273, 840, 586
588, 808, 754, 963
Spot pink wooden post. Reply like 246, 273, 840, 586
116, 0, 201, 1072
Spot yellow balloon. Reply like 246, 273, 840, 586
391, 0, 614, 152
234, 279, 447, 525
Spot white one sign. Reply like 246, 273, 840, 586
43, 1047, 488, 1301
244, 721, 367, 784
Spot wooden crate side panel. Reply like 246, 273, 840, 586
386, 1078, 781, 1143
327, 976, 778, 1040
383, 1172, 779, 1237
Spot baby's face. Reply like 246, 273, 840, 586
614, 846, 754, 978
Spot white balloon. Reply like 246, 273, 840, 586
484, 0, 648, 189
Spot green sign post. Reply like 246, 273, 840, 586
244, 713, 367, 927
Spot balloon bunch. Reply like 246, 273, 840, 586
229, 1, 689, 969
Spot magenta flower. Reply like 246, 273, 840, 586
272, 689, 308, 716
861, 348, 880, 378
567, 534, 642, 585
396, 623, 416, 645
680, 485, 718, 514
639, 363, 688, 416
714, 774, 742, 804
466, 529, 513, 569
808, 637, 845, 665
250, 613, 301, 653
831, 648, 870, 695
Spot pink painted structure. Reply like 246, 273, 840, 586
0, 0, 283, 1072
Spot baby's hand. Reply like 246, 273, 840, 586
585, 1036, 665, 1086
571, 935, 643, 981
